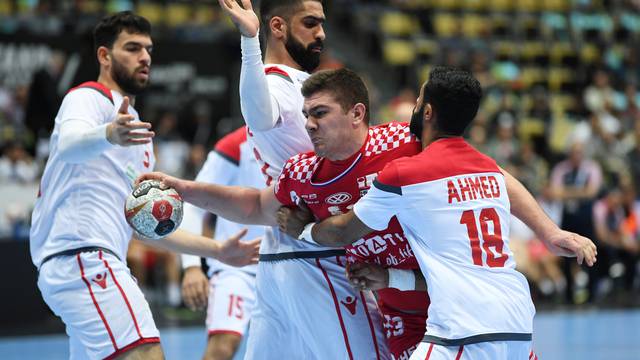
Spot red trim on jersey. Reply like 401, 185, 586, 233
376, 138, 501, 188
424, 343, 434, 360
214, 126, 247, 165
265, 66, 291, 80
359, 291, 381, 360
208, 330, 244, 338
68, 81, 114, 104
455, 345, 464, 360
77, 253, 118, 351
316, 258, 354, 360
100, 251, 143, 339
529, 350, 534, 359
104, 337, 160, 360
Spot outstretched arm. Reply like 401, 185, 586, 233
502, 167, 597, 266
347, 262, 427, 292
301, 211, 372, 247
219, 0, 280, 131
137, 172, 280, 227
137, 228, 260, 267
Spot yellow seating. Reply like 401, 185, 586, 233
383, 39, 417, 66
434, 13, 459, 37
136, 2, 164, 25
380, 12, 419, 37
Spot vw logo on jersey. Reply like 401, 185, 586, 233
325, 192, 352, 205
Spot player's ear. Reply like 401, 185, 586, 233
270, 16, 287, 40
351, 103, 367, 126
424, 103, 433, 124
97, 46, 110, 67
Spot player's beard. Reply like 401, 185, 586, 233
410, 104, 425, 140
285, 33, 323, 73
111, 56, 149, 96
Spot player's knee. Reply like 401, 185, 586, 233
204, 333, 242, 360
115, 342, 164, 360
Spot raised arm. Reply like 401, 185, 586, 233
219, 0, 280, 131
137, 171, 280, 227
58, 95, 153, 163
501, 167, 597, 266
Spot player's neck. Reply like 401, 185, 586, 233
326, 128, 368, 162
265, 44, 305, 72
97, 73, 136, 105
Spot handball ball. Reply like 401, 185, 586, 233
125, 180, 183, 239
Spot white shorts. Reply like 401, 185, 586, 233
206, 269, 256, 337
244, 256, 390, 360
409, 340, 534, 360
37, 250, 160, 359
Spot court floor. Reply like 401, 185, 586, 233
0, 308, 638, 359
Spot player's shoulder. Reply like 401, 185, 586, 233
278, 151, 320, 183
213, 126, 248, 166
265, 65, 296, 86
364, 121, 420, 157
66, 81, 114, 105
377, 138, 500, 188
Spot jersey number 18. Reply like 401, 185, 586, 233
460, 208, 508, 267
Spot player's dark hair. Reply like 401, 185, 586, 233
93, 11, 151, 53
259, 0, 322, 37
422, 66, 482, 136
301, 68, 370, 124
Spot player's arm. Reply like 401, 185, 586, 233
137, 228, 259, 267
137, 171, 280, 227
58, 95, 153, 163
501, 167, 597, 266
219, 0, 280, 131
347, 263, 427, 292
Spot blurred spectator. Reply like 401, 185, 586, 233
583, 69, 617, 116
550, 141, 603, 303
627, 120, 640, 196
25, 51, 66, 150
182, 143, 207, 180
154, 110, 190, 177
486, 113, 519, 167
512, 141, 549, 197
0, 141, 39, 184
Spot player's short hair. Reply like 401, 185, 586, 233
259, 0, 322, 37
301, 68, 370, 124
93, 11, 151, 53
423, 66, 482, 136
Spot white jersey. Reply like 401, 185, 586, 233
354, 138, 535, 344
180, 127, 265, 275
30, 82, 155, 269
245, 64, 312, 185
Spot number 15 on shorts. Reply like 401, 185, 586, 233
228, 295, 244, 319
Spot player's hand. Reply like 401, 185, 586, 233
136, 172, 186, 194
277, 202, 314, 239
106, 96, 154, 146
182, 266, 209, 311
543, 229, 597, 266
218, 0, 260, 38
216, 229, 261, 267
346, 262, 389, 291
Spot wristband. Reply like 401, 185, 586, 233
388, 268, 415, 291
298, 222, 318, 245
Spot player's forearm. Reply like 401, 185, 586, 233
140, 229, 219, 258
239, 35, 278, 131
502, 169, 558, 242
311, 212, 368, 247
57, 120, 114, 163
180, 180, 275, 226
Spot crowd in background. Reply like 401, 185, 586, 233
0, 0, 638, 308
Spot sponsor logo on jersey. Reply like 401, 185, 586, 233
289, 191, 300, 205
357, 173, 378, 190
325, 192, 352, 205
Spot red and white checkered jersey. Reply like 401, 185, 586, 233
180, 127, 266, 276
245, 64, 313, 186
30, 82, 155, 268
354, 137, 535, 344
275, 121, 429, 309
